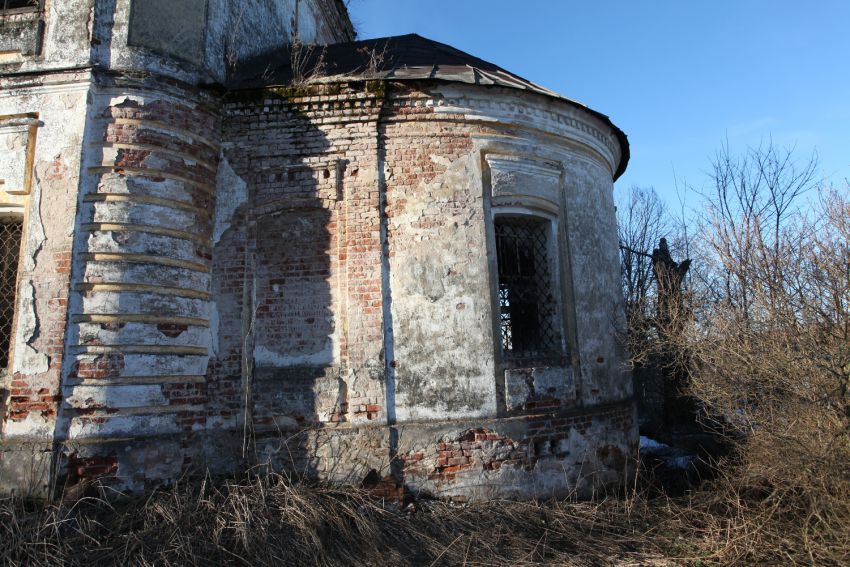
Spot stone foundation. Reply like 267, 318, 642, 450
4, 400, 635, 500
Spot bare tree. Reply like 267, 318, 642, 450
617, 186, 672, 328
699, 140, 818, 320
631, 142, 849, 562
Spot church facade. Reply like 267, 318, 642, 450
0, 0, 635, 500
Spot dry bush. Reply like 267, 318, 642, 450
289, 35, 328, 87
625, 141, 850, 564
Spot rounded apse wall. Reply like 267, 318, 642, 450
219, 80, 637, 499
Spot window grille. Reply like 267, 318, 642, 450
0, 218, 22, 373
0, 1, 39, 14
495, 216, 560, 365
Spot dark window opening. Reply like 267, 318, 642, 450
0, 218, 22, 374
0, 1, 40, 14
495, 216, 560, 365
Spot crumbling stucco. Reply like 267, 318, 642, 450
212, 155, 247, 245
2, 1, 634, 501
12, 281, 48, 376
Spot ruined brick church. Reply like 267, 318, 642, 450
0, 0, 636, 500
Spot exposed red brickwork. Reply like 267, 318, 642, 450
66, 454, 119, 485
407, 404, 636, 484
157, 323, 188, 338
214, 84, 388, 427
420, 428, 526, 481
255, 209, 333, 358
100, 96, 218, 239
362, 469, 408, 502
352, 402, 381, 421
68, 354, 125, 380
206, 196, 247, 426
44, 153, 68, 181
6, 226, 74, 425
7, 383, 62, 421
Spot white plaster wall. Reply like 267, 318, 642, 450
91, 0, 353, 86
560, 154, 631, 404
388, 145, 498, 422
0, 0, 93, 72
390, 85, 630, 414
0, 75, 91, 440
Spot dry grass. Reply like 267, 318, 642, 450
2, 464, 847, 566
0, 471, 664, 567
618, 145, 850, 566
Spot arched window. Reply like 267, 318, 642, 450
494, 215, 562, 366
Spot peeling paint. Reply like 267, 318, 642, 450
66, 384, 168, 409
2, 1, 635, 500
23, 171, 45, 272
69, 413, 181, 438
253, 343, 334, 368
12, 281, 48, 376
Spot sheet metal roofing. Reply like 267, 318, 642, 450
231, 34, 629, 179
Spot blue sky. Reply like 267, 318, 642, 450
351, 0, 850, 210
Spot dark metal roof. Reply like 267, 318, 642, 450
230, 34, 629, 179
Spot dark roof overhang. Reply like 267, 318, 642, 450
230, 33, 629, 180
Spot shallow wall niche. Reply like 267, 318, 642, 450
253, 207, 336, 370
0, 113, 37, 197
127, 0, 207, 65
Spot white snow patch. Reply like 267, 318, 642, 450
639, 436, 669, 450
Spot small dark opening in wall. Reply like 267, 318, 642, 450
0, 0, 40, 14
495, 216, 560, 365
0, 218, 22, 374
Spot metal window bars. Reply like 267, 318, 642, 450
495, 216, 560, 365
0, 218, 22, 373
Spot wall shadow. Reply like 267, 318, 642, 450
211, 92, 346, 483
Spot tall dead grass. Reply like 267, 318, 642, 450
1, 471, 681, 567
3, 465, 844, 566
